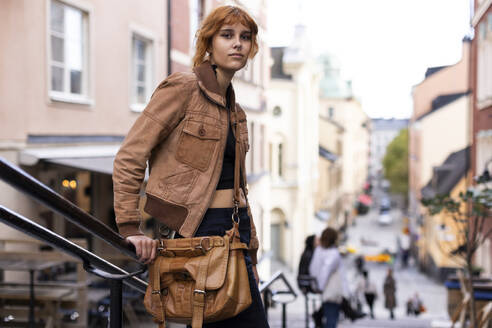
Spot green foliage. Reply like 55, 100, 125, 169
382, 129, 408, 195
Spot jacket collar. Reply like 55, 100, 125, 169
193, 61, 235, 109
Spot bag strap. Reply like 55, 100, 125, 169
191, 251, 212, 328
232, 106, 241, 224
149, 256, 166, 328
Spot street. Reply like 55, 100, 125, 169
267, 207, 450, 328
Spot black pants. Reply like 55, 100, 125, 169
183, 207, 270, 328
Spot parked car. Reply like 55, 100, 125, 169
380, 196, 391, 212
378, 208, 392, 225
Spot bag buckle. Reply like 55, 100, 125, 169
193, 289, 206, 295
157, 239, 164, 251
196, 237, 213, 253
152, 290, 161, 295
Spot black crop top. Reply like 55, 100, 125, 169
216, 121, 236, 190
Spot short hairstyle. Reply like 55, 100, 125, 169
320, 227, 338, 248
192, 5, 259, 68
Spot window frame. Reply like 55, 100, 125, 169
47, 0, 93, 106
128, 24, 156, 112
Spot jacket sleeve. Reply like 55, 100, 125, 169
246, 203, 260, 265
113, 73, 191, 238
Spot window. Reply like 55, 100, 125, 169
189, 0, 204, 53
49, 1, 89, 101
328, 106, 334, 119
278, 143, 283, 177
260, 124, 265, 170
488, 13, 492, 32
477, 19, 492, 105
250, 121, 255, 173
273, 106, 282, 117
131, 34, 154, 110
479, 21, 487, 41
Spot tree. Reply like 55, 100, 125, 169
422, 187, 492, 328
382, 129, 408, 197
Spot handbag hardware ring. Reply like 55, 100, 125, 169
194, 289, 206, 295
196, 237, 213, 252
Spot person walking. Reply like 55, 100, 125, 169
309, 227, 348, 328
356, 270, 377, 319
112, 5, 269, 327
383, 268, 397, 319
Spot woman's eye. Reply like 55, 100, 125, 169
241, 34, 252, 41
221, 33, 232, 38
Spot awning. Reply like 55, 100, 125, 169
319, 145, 338, 162
358, 194, 372, 206
46, 157, 115, 175
18, 145, 149, 178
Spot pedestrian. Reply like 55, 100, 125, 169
112, 5, 269, 327
398, 227, 411, 268
309, 227, 348, 328
406, 292, 424, 316
297, 234, 319, 294
383, 268, 397, 319
356, 270, 377, 319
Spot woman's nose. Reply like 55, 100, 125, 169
233, 37, 242, 49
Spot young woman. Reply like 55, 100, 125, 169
112, 5, 269, 327
309, 228, 349, 328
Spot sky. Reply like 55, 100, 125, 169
266, 0, 472, 119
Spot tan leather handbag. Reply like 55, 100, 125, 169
143, 110, 252, 328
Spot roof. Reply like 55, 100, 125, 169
416, 92, 469, 122
270, 47, 292, 80
421, 146, 470, 199
319, 145, 338, 162
425, 65, 450, 78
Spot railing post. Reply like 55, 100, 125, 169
282, 303, 287, 328
304, 294, 309, 328
109, 280, 123, 328
28, 270, 35, 328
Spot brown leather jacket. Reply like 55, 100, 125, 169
113, 61, 259, 264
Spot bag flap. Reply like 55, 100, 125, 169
184, 235, 230, 290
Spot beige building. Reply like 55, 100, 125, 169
267, 25, 321, 270
409, 39, 470, 224
318, 55, 370, 222
0, 0, 168, 253
409, 39, 471, 278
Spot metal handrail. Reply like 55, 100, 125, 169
259, 270, 297, 297
259, 270, 297, 328
0, 206, 147, 293
0, 157, 138, 260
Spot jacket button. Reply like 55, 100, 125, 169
199, 127, 206, 136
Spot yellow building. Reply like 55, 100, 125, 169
420, 147, 470, 281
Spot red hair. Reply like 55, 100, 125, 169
192, 5, 259, 68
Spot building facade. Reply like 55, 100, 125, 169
471, 0, 492, 276
409, 39, 470, 231
318, 55, 370, 224
267, 25, 321, 270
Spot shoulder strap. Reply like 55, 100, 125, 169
232, 107, 241, 223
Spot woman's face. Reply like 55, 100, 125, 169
209, 22, 252, 73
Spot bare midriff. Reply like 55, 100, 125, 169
209, 188, 247, 208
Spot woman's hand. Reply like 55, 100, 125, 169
252, 265, 260, 285
126, 235, 159, 265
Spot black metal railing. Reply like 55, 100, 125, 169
0, 158, 137, 260
0, 206, 147, 327
259, 271, 298, 328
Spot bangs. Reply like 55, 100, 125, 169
221, 11, 258, 34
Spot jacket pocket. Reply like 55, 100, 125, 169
159, 169, 197, 204
175, 120, 220, 171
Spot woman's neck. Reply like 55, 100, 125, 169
213, 64, 234, 98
